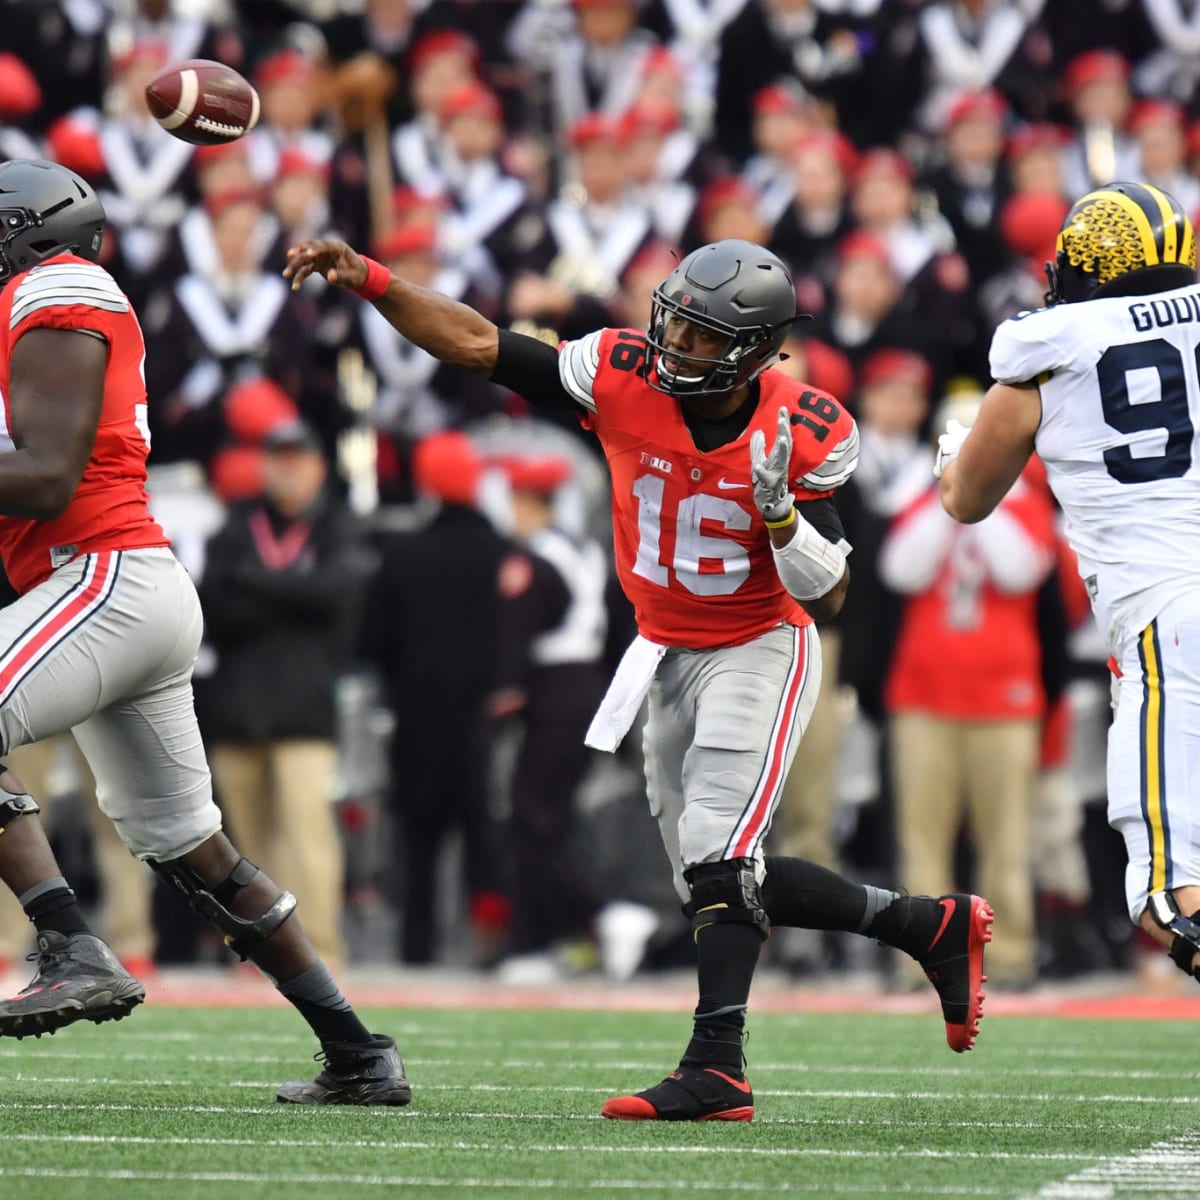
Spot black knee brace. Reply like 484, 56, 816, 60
0, 765, 39, 834
1147, 892, 1200, 981
149, 856, 296, 960
683, 858, 770, 941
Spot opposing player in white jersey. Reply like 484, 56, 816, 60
0, 160, 409, 1105
937, 181, 1200, 986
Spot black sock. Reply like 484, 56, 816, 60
20, 877, 90, 938
864, 894, 939, 958
277, 963, 372, 1046
681, 922, 761, 1073
761, 856, 898, 933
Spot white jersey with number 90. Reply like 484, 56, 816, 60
990, 282, 1200, 641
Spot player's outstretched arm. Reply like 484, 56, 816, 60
938, 381, 1040, 523
1, 328, 106, 521
284, 238, 500, 376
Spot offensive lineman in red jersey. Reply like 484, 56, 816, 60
0, 160, 411, 1106
286, 233, 995, 1121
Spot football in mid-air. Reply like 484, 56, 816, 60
145, 59, 260, 146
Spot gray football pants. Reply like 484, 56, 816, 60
0, 547, 219, 860
642, 622, 821, 901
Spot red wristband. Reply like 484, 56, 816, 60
353, 256, 391, 301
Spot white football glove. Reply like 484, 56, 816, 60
933, 418, 971, 479
749, 405, 795, 524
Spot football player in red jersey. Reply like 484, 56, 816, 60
0, 160, 409, 1106
286, 233, 996, 1121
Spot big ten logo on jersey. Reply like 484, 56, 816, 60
640, 451, 673, 473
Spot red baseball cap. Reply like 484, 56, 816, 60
194, 141, 248, 170
438, 80, 502, 124
1129, 98, 1185, 133
568, 111, 623, 149
999, 191, 1070, 260
859, 348, 932, 392
408, 29, 480, 74
696, 176, 759, 227
753, 83, 808, 117
796, 338, 854, 403
392, 184, 449, 217
620, 100, 680, 140
498, 454, 573, 495
372, 223, 438, 261
1064, 49, 1128, 95
791, 129, 860, 180
45, 112, 105, 180
836, 229, 892, 267
1005, 122, 1069, 161
412, 431, 481, 506
204, 186, 265, 219
945, 88, 1007, 129
0, 52, 41, 119
275, 148, 330, 181
851, 147, 913, 189
255, 49, 319, 88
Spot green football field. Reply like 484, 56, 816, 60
0, 1003, 1197, 1200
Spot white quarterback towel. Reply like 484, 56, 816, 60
584, 634, 668, 752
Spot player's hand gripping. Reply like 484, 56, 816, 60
283, 239, 368, 292
749, 405, 795, 525
933, 418, 971, 479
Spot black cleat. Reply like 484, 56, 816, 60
913, 893, 994, 1052
276, 1034, 412, 1106
602, 1064, 755, 1121
0, 931, 145, 1039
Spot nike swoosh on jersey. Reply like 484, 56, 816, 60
716, 478, 748, 490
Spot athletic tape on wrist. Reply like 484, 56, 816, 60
771, 513, 846, 601
353, 257, 391, 301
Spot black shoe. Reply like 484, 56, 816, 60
602, 1064, 755, 1121
277, 1034, 412, 1106
913, 894, 994, 1052
0, 931, 145, 1039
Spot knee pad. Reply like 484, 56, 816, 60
0, 766, 39, 834
1147, 892, 1200, 981
149, 855, 296, 960
683, 858, 770, 941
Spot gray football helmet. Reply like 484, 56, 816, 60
0, 159, 106, 286
647, 239, 798, 396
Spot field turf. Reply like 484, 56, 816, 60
0, 1002, 1196, 1200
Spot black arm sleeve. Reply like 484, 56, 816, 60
490, 330, 578, 411
796, 495, 848, 547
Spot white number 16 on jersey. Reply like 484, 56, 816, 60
631, 474, 751, 597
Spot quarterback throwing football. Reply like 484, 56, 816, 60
938, 182, 1200, 992
286, 234, 994, 1121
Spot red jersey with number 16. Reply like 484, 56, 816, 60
0, 254, 169, 594
558, 327, 859, 649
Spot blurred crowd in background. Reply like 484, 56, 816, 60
2, 0, 1198, 993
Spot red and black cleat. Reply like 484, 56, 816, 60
602, 1064, 755, 1122
915, 893, 994, 1052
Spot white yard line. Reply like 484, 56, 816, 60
0, 1047, 1183, 1081
1025, 1132, 1200, 1199
1, 1132, 1099, 1162
0, 1167, 1015, 1194
0, 1074, 1188, 1103
0, 1101, 1159, 1132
